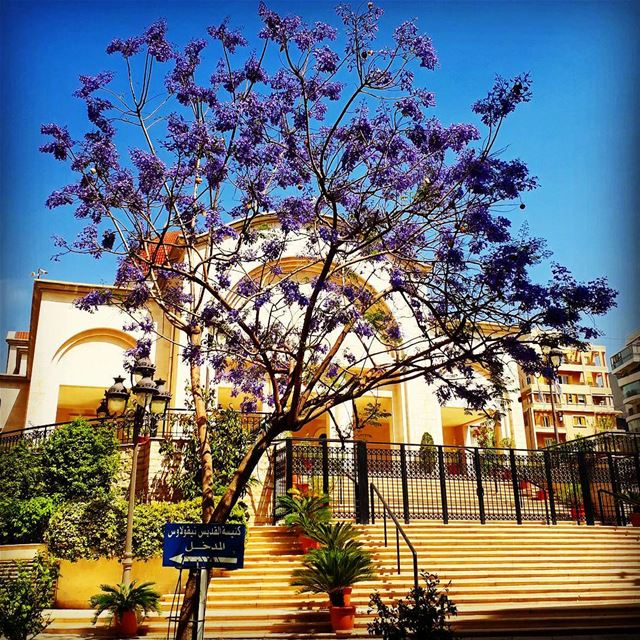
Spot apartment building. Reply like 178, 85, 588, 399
610, 330, 640, 433
519, 345, 618, 449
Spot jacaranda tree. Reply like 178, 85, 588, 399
41, 3, 615, 632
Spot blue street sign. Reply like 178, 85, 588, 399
162, 523, 246, 570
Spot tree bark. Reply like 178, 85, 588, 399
174, 377, 275, 640
175, 329, 216, 640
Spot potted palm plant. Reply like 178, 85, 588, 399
276, 490, 331, 553
90, 581, 161, 637
303, 521, 363, 605
291, 546, 375, 634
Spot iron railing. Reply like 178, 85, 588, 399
0, 409, 268, 450
271, 436, 640, 527
597, 489, 640, 526
370, 482, 419, 590
544, 430, 640, 455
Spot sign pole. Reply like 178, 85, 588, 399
191, 569, 199, 640
197, 567, 207, 640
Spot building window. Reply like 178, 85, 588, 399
558, 375, 570, 385
577, 395, 586, 405
541, 415, 551, 427
593, 353, 601, 366
573, 416, 587, 427
543, 438, 556, 447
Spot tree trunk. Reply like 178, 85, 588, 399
175, 330, 216, 640
174, 397, 275, 640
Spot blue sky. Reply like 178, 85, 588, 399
1, 0, 638, 364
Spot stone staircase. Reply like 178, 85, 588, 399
43, 521, 640, 637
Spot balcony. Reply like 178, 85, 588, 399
627, 416, 640, 433
622, 379, 640, 403
534, 422, 566, 432
611, 344, 640, 375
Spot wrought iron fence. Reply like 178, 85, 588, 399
271, 437, 640, 526
544, 430, 640, 455
0, 409, 268, 450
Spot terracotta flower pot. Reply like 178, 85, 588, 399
534, 489, 546, 501
447, 462, 460, 475
630, 512, 640, 527
571, 506, 585, 521
299, 534, 321, 554
518, 480, 531, 491
116, 610, 138, 637
330, 605, 355, 634
342, 587, 353, 606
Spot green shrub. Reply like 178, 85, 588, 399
163, 399, 258, 499
0, 440, 45, 500
132, 499, 201, 560
419, 432, 436, 474
42, 419, 119, 500
46, 496, 249, 561
0, 497, 59, 544
368, 571, 457, 640
45, 495, 126, 561
0, 553, 59, 640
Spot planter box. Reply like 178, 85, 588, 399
55, 556, 176, 609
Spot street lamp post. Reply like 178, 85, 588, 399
547, 347, 563, 445
100, 357, 171, 585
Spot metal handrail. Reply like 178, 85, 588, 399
0, 408, 269, 448
597, 489, 640, 526
370, 482, 419, 590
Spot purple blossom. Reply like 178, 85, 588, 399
40, 124, 73, 161
46, 185, 77, 209
130, 149, 166, 194
314, 47, 340, 74
73, 72, 114, 98
208, 19, 248, 52
258, 3, 302, 44
393, 21, 438, 69
75, 289, 113, 312
165, 39, 212, 105
106, 36, 143, 58
472, 73, 532, 127
123, 284, 151, 310
144, 19, 174, 62
244, 55, 267, 84
389, 269, 405, 289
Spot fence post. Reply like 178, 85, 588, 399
355, 440, 370, 524
577, 451, 595, 526
285, 438, 293, 494
272, 445, 278, 526
473, 448, 486, 524
400, 444, 410, 524
543, 450, 557, 525
634, 452, 640, 488
509, 449, 522, 525
321, 438, 330, 496
607, 452, 622, 526
437, 446, 448, 524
